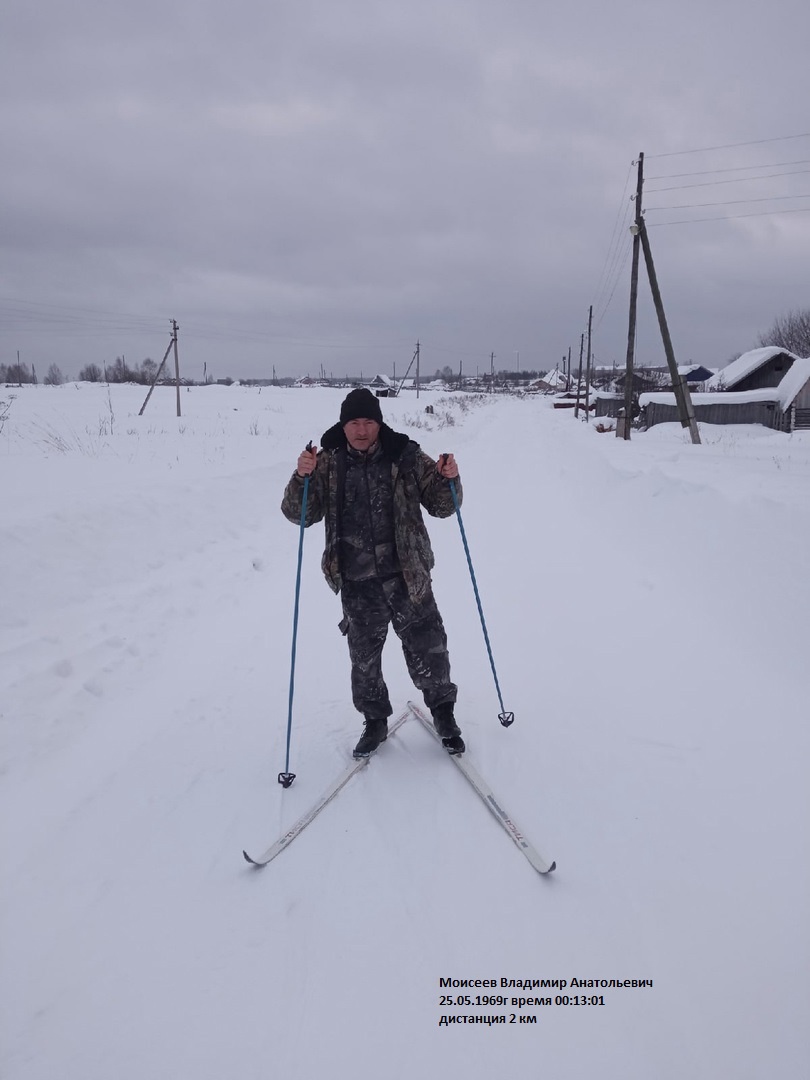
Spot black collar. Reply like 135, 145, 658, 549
321, 422, 411, 461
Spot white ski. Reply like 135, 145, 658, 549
243, 708, 411, 867
407, 701, 556, 875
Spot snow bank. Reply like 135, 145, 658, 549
1, 384, 808, 1080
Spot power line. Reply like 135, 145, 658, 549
647, 158, 810, 180
0, 295, 164, 327
0, 295, 411, 352
648, 207, 810, 226
591, 161, 635, 311
646, 168, 810, 194
592, 163, 638, 329
593, 237, 633, 332
647, 132, 810, 159
593, 210, 635, 324
647, 193, 810, 212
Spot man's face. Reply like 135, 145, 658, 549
343, 418, 380, 451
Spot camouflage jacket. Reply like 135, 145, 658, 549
281, 422, 462, 602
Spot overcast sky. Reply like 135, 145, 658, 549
2, 0, 809, 382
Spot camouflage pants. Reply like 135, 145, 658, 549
339, 576, 457, 719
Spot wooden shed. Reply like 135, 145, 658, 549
705, 348, 801, 393
639, 358, 810, 432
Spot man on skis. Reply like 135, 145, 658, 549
281, 387, 465, 758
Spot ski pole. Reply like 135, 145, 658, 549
279, 442, 313, 787
443, 457, 514, 727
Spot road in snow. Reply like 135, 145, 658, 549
1, 383, 808, 1078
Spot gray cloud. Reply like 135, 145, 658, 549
2, 0, 809, 380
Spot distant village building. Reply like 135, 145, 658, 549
613, 369, 666, 394
528, 369, 570, 393
704, 348, 798, 393
367, 374, 397, 396
638, 348, 810, 432
593, 366, 712, 417
678, 364, 715, 389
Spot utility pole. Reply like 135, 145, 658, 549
139, 323, 178, 416
585, 305, 593, 418
619, 153, 644, 440
490, 352, 495, 393
638, 220, 700, 444
618, 153, 700, 445
395, 341, 420, 398
171, 320, 181, 416
574, 333, 584, 419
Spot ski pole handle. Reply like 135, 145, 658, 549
297, 441, 316, 477
439, 452, 458, 479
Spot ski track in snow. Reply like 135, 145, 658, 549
1, 384, 808, 1079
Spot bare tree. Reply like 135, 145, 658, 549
140, 358, 158, 384
44, 364, 64, 386
108, 356, 136, 383
757, 308, 810, 357
6, 363, 32, 384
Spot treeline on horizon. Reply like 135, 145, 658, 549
4, 308, 808, 389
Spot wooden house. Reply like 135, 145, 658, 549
528, 369, 570, 393
367, 374, 398, 397
705, 348, 800, 393
639, 356, 810, 432
613, 370, 665, 394
678, 364, 715, 388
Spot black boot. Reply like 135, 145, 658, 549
353, 717, 388, 759
431, 702, 465, 755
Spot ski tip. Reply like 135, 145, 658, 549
243, 850, 264, 867
544, 860, 557, 874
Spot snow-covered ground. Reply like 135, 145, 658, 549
2, 382, 808, 1079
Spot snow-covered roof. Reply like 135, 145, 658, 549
538, 368, 568, 388
775, 357, 810, 408
639, 365, 810, 410
677, 364, 714, 381
640, 388, 780, 408
705, 347, 803, 390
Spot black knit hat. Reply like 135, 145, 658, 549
340, 387, 383, 425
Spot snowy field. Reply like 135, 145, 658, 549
1, 382, 808, 1079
